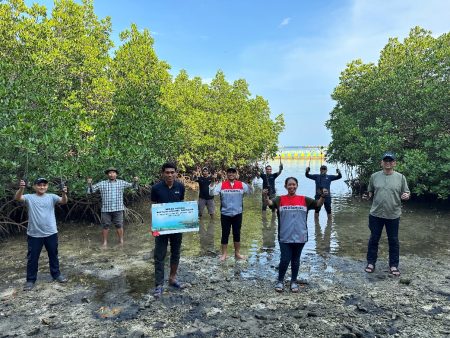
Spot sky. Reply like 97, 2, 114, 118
26, 0, 450, 147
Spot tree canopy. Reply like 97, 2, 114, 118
0, 0, 284, 202
326, 27, 450, 199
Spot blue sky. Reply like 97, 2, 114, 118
26, 0, 450, 146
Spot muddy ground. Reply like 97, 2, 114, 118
1, 245, 449, 338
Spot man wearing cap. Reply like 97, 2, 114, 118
15, 178, 68, 291
364, 152, 410, 276
87, 168, 138, 248
209, 167, 253, 261
305, 165, 342, 220
193, 167, 215, 218
256, 164, 283, 212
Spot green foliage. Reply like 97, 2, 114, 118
326, 27, 450, 199
0, 0, 284, 201
162, 70, 284, 170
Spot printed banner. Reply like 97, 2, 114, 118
151, 201, 199, 235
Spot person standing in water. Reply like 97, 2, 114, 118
257, 164, 283, 211
305, 165, 341, 220
264, 177, 328, 293
209, 167, 252, 261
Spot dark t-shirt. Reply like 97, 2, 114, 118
150, 180, 185, 203
195, 176, 213, 200
260, 172, 280, 196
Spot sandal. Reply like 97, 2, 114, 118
275, 281, 284, 293
390, 267, 401, 277
365, 264, 375, 273
290, 282, 299, 293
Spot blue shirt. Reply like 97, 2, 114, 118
305, 172, 342, 196
151, 180, 185, 203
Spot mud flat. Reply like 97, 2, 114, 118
1, 246, 449, 338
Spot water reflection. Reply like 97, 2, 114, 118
314, 218, 332, 257
199, 218, 216, 256
261, 212, 276, 251
1, 160, 449, 297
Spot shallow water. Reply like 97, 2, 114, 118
1, 160, 449, 300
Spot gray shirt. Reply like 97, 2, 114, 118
23, 193, 61, 237
368, 171, 410, 219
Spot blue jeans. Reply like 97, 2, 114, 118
27, 233, 61, 283
366, 215, 400, 267
278, 242, 305, 282
154, 233, 183, 286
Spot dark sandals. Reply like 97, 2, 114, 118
389, 267, 401, 277
364, 264, 375, 273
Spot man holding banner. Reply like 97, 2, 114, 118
150, 162, 186, 298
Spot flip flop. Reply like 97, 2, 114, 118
290, 282, 299, 293
365, 264, 375, 273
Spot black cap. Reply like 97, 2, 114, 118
382, 152, 396, 161
320, 165, 327, 170
104, 167, 119, 175
202, 167, 209, 171
226, 167, 237, 173
34, 177, 48, 185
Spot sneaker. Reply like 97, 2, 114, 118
23, 281, 35, 291
53, 275, 68, 283
275, 281, 284, 293
153, 286, 163, 298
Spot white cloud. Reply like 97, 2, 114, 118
279, 17, 291, 27
237, 0, 450, 145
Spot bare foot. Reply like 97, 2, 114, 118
235, 253, 247, 260
101, 242, 108, 249
118, 239, 124, 246
219, 254, 228, 261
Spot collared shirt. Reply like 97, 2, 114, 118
270, 195, 317, 243
368, 170, 409, 219
209, 180, 252, 216
87, 179, 134, 212
151, 180, 185, 204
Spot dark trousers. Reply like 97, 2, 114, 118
366, 215, 400, 267
278, 242, 305, 282
26, 234, 61, 283
220, 213, 243, 244
314, 195, 332, 214
262, 193, 275, 211
154, 233, 183, 286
